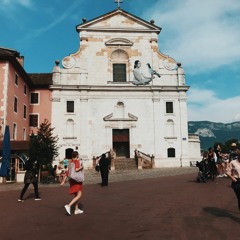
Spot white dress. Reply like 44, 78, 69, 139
132, 68, 153, 85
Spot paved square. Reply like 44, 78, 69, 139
0, 172, 239, 240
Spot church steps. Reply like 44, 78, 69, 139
114, 158, 137, 170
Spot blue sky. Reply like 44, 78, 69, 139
1, 0, 240, 123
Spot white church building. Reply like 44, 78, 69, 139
50, 6, 201, 168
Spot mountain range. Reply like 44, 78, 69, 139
188, 121, 240, 151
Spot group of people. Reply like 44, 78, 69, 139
201, 143, 240, 211
17, 150, 111, 216
54, 160, 68, 183
203, 143, 239, 179
17, 143, 240, 214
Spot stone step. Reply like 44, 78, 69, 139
114, 158, 137, 170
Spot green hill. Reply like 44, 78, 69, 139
188, 121, 240, 151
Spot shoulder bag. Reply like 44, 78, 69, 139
68, 161, 84, 182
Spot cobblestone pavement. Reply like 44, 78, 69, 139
0, 167, 198, 192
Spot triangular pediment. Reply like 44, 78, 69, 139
76, 8, 161, 33
103, 112, 138, 121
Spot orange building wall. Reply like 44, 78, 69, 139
29, 89, 52, 135
5, 64, 30, 140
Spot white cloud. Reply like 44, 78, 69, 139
143, 0, 240, 74
141, 0, 240, 123
0, 0, 34, 22
187, 88, 240, 123
1, 0, 33, 8
26, 1, 85, 38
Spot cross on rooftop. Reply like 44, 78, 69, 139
114, 0, 123, 8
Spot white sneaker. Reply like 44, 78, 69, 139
18, 199, 24, 202
64, 205, 71, 215
74, 209, 84, 215
35, 198, 42, 201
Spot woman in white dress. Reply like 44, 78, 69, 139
132, 60, 154, 85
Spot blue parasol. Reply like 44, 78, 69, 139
0, 125, 11, 177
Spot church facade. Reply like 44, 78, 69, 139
51, 7, 201, 168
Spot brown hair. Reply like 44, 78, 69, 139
72, 151, 79, 159
134, 60, 140, 69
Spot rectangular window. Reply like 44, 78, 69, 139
29, 114, 38, 127
23, 105, 27, 119
67, 101, 74, 113
14, 97, 18, 113
13, 123, 17, 139
23, 128, 26, 140
18, 160, 24, 171
24, 85, 27, 95
166, 102, 173, 114
15, 74, 19, 86
30, 92, 39, 104
113, 64, 126, 82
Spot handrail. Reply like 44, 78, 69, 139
134, 149, 155, 169
135, 150, 152, 160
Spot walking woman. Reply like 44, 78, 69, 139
18, 159, 41, 202
60, 151, 84, 215
226, 154, 240, 211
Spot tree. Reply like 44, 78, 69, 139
29, 119, 59, 168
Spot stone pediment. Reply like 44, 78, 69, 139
105, 38, 133, 47
103, 112, 138, 121
76, 9, 161, 33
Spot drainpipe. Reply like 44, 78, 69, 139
179, 97, 183, 168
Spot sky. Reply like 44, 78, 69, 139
0, 0, 240, 124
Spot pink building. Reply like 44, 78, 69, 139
28, 73, 52, 135
0, 47, 52, 182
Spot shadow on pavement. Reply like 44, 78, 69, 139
203, 207, 240, 223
